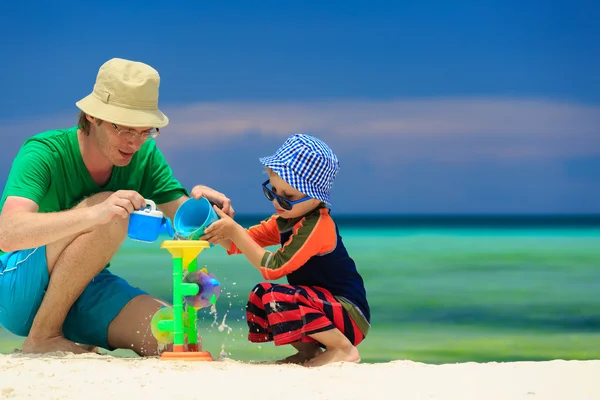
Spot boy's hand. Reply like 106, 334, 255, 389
203, 206, 268, 271
201, 205, 241, 244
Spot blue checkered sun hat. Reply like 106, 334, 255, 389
259, 134, 340, 205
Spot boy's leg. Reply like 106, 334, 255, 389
246, 283, 320, 364
261, 284, 365, 366
22, 192, 129, 354
279, 342, 322, 364
304, 329, 360, 367
246, 282, 275, 343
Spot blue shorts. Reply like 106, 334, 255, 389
0, 247, 146, 350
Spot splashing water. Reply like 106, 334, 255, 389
218, 314, 232, 334
209, 303, 219, 328
219, 344, 227, 360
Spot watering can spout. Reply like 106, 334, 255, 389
160, 217, 175, 238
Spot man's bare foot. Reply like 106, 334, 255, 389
77, 344, 100, 353
22, 336, 93, 355
305, 345, 360, 367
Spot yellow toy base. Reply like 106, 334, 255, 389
160, 351, 214, 361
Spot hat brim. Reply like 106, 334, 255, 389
259, 156, 332, 205
76, 93, 169, 128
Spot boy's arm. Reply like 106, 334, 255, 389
226, 216, 281, 255
231, 210, 337, 280
228, 225, 270, 270
202, 211, 280, 255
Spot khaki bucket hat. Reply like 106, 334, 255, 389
76, 58, 169, 128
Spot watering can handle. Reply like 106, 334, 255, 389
142, 199, 157, 212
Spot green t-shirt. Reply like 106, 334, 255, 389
0, 126, 188, 255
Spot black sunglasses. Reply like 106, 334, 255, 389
261, 180, 312, 211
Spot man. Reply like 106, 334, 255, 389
0, 58, 234, 355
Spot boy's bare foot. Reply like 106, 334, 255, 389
305, 345, 360, 367
22, 335, 93, 355
278, 353, 306, 364
277, 342, 323, 364
279, 349, 323, 364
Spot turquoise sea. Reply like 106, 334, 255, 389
1, 215, 599, 364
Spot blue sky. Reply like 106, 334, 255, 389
0, 0, 598, 214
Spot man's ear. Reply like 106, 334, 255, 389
85, 113, 95, 123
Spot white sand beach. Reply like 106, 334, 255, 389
1, 353, 599, 400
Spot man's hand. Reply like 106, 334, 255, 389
190, 185, 234, 218
91, 190, 146, 225
201, 205, 242, 244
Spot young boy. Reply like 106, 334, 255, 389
202, 134, 370, 367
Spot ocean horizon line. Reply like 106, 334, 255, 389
231, 213, 600, 228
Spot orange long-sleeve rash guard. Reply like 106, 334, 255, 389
227, 206, 337, 280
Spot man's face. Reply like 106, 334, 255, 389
89, 118, 155, 167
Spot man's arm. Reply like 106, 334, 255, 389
157, 194, 189, 223
0, 191, 146, 252
157, 187, 232, 226
157, 189, 234, 245
0, 197, 98, 252
140, 142, 235, 219
190, 185, 235, 218
0, 139, 102, 252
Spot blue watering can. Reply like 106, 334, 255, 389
127, 199, 174, 243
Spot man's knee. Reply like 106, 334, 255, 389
74, 192, 129, 238
97, 214, 129, 245
46, 192, 128, 271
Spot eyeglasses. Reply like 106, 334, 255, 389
111, 123, 160, 141
262, 180, 312, 211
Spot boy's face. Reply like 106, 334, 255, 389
267, 172, 321, 218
